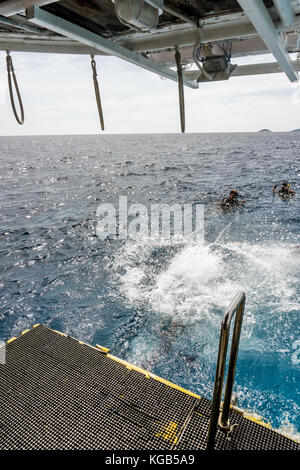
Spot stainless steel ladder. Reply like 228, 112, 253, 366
206, 292, 246, 450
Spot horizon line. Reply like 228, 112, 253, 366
1, 129, 300, 137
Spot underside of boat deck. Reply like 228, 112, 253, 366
0, 324, 299, 451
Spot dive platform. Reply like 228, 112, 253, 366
0, 324, 299, 451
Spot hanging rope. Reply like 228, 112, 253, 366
175, 46, 185, 134
90, 54, 104, 131
6, 51, 24, 125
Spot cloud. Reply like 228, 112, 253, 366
0, 51, 299, 135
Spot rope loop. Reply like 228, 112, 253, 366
6, 50, 24, 125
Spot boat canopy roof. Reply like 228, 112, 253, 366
1, 0, 300, 87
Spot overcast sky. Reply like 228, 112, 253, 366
0, 51, 300, 135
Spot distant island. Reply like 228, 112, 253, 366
258, 129, 272, 133
291, 129, 300, 132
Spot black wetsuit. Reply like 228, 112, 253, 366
278, 187, 295, 198
219, 196, 243, 209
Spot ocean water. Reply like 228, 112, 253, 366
0, 132, 300, 436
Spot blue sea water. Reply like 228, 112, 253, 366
0, 132, 299, 436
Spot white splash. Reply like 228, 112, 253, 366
112, 237, 299, 331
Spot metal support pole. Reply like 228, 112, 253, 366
163, 4, 197, 27
237, 0, 298, 82
27, 6, 198, 89
273, 0, 294, 27
0, 14, 43, 33
0, 0, 56, 17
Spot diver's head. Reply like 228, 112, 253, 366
282, 181, 290, 188
229, 189, 238, 199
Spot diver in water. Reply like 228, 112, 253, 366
273, 182, 295, 199
217, 189, 246, 211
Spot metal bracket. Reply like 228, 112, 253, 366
146, 0, 163, 12
237, 0, 298, 82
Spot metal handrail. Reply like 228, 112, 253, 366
206, 292, 246, 450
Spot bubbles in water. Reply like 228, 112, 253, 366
110, 235, 300, 431
113, 237, 299, 331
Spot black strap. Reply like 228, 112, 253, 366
175, 47, 185, 133
91, 54, 105, 131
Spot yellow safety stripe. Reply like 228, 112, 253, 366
6, 337, 17, 344
96, 345, 110, 354
21, 329, 30, 335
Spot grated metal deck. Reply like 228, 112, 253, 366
0, 325, 299, 451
